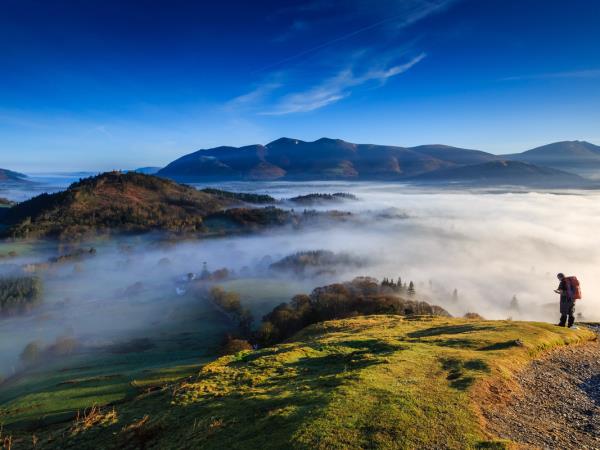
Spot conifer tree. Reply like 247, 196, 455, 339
452, 288, 459, 303
510, 295, 519, 311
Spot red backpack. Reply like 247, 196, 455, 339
565, 276, 582, 300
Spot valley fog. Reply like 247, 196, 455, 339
1, 181, 599, 377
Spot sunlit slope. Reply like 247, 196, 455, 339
30, 316, 594, 450
0, 172, 233, 239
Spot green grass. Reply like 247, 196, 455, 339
0, 293, 232, 429
2, 316, 593, 449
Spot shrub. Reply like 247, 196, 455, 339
220, 335, 253, 355
20, 341, 42, 365
209, 286, 253, 334
0, 275, 43, 316
464, 312, 485, 320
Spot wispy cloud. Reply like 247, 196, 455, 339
258, 0, 454, 73
502, 69, 600, 81
226, 0, 453, 116
260, 53, 426, 115
224, 82, 283, 111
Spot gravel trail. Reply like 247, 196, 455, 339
483, 327, 600, 449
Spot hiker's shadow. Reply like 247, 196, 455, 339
581, 374, 600, 407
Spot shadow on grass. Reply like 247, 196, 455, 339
334, 339, 405, 355
172, 339, 405, 450
173, 340, 401, 449
408, 338, 479, 349
478, 340, 522, 351
440, 357, 490, 391
289, 339, 404, 378
408, 324, 495, 339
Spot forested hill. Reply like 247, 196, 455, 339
0, 172, 287, 239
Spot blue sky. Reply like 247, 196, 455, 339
1, 0, 599, 172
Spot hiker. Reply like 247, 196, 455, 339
554, 273, 580, 328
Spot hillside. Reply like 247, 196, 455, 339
4, 316, 593, 449
408, 144, 500, 165
504, 141, 600, 176
411, 160, 586, 186
0, 168, 29, 185
0, 172, 304, 239
158, 138, 500, 181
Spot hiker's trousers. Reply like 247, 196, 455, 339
559, 298, 575, 327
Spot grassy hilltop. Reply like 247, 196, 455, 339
2, 316, 593, 449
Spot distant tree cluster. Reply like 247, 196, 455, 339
200, 188, 276, 204
270, 250, 364, 275
197, 263, 230, 282
0, 250, 18, 259
0, 275, 43, 316
380, 277, 416, 296
204, 207, 293, 231
209, 286, 253, 334
256, 277, 449, 346
25, 247, 97, 272
19, 336, 79, 366
288, 192, 357, 204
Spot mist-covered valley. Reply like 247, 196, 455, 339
1, 180, 599, 383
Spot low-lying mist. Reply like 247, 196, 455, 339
2, 181, 599, 377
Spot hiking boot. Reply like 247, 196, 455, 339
568, 325, 578, 330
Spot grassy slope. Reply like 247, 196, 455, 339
3, 316, 593, 449
0, 293, 232, 429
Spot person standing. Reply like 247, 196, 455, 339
555, 273, 576, 328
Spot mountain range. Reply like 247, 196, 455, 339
157, 138, 599, 186
3, 139, 599, 189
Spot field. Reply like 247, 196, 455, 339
1, 315, 594, 449
0, 300, 229, 429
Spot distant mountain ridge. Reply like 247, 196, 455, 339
503, 141, 600, 177
0, 168, 29, 185
158, 138, 503, 181
157, 138, 599, 186
411, 160, 585, 187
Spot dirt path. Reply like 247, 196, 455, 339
482, 329, 600, 449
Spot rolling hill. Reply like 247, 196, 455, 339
0, 172, 300, 239
503, 141, 600, 177
411, 160, 587, 187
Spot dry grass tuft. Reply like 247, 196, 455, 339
70, 405, 118, 435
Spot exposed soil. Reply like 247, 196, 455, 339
482, 326, 600, 449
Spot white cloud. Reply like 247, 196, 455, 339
260, 53, 426, 115
224, 82, 283, 111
